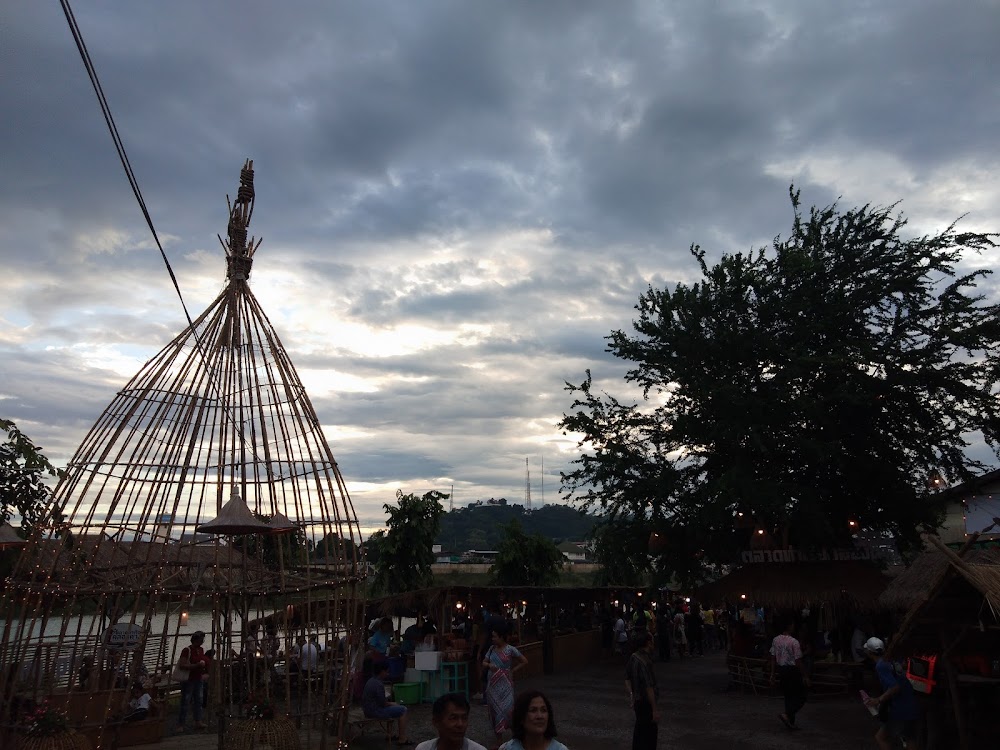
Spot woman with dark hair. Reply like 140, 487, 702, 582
499, 690, 568, 750
482, 623, 528, 748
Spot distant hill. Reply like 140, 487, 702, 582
436, 502, 597, 552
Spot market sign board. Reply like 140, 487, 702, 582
106, 623, 144, 651
739, 547, 888, 563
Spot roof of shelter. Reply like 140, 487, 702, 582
879, 547, 1000, 610
887, 535, 1000, 657
696, 561, 891, 609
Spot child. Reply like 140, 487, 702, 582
124, 683, 153, 722
202, 649, 216, 712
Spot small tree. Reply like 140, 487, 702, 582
0, 419, 64, 538
312, 531, 357, 561
561, 189, 1000, 582
589, 517, 651, 587
489, 519, 564, 587
372, 489, 447, 595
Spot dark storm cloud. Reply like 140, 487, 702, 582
3, 1, 999, 528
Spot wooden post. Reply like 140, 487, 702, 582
940, 631, 968, 750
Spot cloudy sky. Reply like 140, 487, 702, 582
3, 1, 999, 537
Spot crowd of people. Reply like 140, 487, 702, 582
606, 598, 729, 662
161, 598, 922, 748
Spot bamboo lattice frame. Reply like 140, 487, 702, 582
0, 161, 364, 749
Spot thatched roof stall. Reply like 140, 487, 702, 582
0, 163, 365, 749
879, 547, 1000, 611
696, 561, 890, 610
885, 536, 1000, 750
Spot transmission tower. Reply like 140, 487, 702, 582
525, 457, 532, 510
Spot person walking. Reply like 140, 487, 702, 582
686, 602, 704, 656
863, 637, 921, 750
655, 603, 671, 661
613, 610, 628, 656
769, 619, 809, 730
483, 623, 528, 749
625, 631, 660, 750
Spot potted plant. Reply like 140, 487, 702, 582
15, 701, 90, 750
225, 694, 299, 750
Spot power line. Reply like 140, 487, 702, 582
58, 0, 267, 480
59, 0, 196, 329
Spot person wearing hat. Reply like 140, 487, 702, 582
176, 631, 208, 732
862, 637, 921, 749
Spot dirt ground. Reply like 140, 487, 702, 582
352, 650, 880, 749
140, 650, 882, 750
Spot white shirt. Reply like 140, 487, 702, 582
415, 740, 488, 750
299, 642, 320, 672
614, 618, 628, 642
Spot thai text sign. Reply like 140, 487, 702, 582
740, 547, 885, 563
106, 623, 143, 650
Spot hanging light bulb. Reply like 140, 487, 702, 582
180, 610, 189, 626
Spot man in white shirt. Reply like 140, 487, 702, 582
299, 637, 320, 675
415, 693, 487, 750
613, 611, 628, 654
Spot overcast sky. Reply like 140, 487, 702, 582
3, 1, 999, 537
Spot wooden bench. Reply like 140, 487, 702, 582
810, 660, 864, 696
727, 655, 776, 695
48, 686, 166, 746
727, 654, 864, 698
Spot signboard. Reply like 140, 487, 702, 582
106, 623, 144, 651
739, 546, 888, 564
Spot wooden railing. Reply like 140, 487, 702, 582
726, 653, 864, 697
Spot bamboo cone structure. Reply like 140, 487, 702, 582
0, 161, 364, 749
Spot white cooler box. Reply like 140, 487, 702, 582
415, 650, 442, 671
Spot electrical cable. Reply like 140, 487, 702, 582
58, 0, 270, 481
59, 0, 196, 328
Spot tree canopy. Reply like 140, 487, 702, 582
371, 489, 447, 595
560, 189, 1000, 582
489, 519, 565, 587
0, 419, 64, 537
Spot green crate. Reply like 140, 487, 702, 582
392, 682, 422, 705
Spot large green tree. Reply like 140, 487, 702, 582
371, 489, 447, 595
560, 189, 1000, 582
0, 419, 64, 537
489, 519, 565, 587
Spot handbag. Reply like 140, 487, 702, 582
171, 665, 190, 683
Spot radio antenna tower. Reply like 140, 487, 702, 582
525, 457, 532, 510
540, 455, 544, 506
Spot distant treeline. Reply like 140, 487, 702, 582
435, 502, 596, 553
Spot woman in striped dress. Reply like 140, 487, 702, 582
482, 622, 528, 748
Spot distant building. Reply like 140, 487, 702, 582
461, 549, 499, 563
150, 513, 175, 543
179, 532, 214, 544
937, 468, 1000, 547
556, 540, 588, 563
